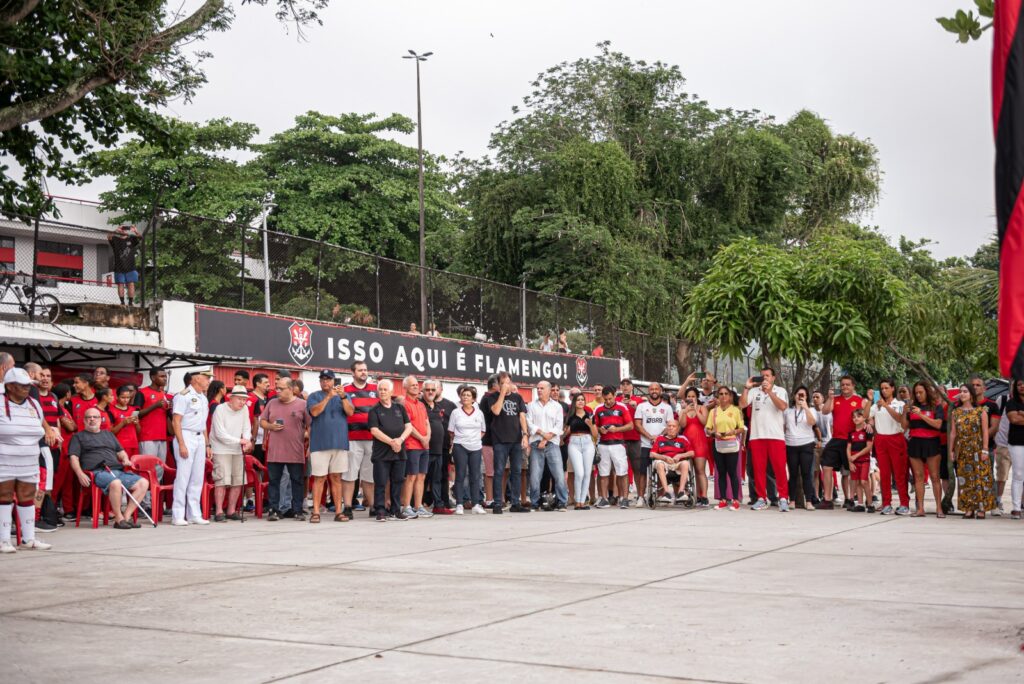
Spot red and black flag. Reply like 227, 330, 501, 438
994, 0, 1024, 380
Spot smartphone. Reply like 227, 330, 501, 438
333, 378, 341, 387
275, 418, 284, 426
694, 372, 706, 379
751, 375, 764, 384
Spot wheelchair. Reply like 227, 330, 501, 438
645, 457, 696, 509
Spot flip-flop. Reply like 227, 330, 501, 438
911, 511, 925, 518
936, 512, 946, 519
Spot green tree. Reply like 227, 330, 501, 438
259, 111, 463, 265
459, 43, 880, 373
937, 0, 994, 42
0, 0, 326, 215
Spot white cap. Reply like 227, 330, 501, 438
3, 367, 36, 385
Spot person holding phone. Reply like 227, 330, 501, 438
950, 384, 994, 518
679, 387, 711, 506
869, 379, 910, 515
260, 379, 309, 521
706, 387, 744, 510
307, 370, 354, 523
784, 386, 818, 510
820, 376, 866, 509
907, 382, 945, 517
740, 367, 790, 512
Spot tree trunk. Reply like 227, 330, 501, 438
675, 338, 694, 383
0, 0, 40, 25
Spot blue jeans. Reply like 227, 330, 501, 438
93, 469, 143, 494
529, 441, 567, 507
452, 444, 482, 506
268, 462, 304, 514
492, 441, 524, 507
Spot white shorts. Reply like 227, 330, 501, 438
311, 449, 349, 477
653, 459, 683, 474
344, 440, 374, 483
0, 459, 39, 483
597, 444, 628, 477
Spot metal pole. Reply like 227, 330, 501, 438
315, 242, 323, 319
521, 277, 527, 348
152, 215, 158, 300
239, 223, 246, 308
416, 58, 427, 334
261, 207, 271, 314
375, 257, 381, 326
28, 212, 40, 322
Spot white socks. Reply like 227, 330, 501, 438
17, 504, 34, 542
0, 503, 12, 544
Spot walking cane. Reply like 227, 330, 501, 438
104, 465, 157, 527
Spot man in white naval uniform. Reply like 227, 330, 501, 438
171, 370, 212, 525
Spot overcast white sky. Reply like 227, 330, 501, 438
61, 0, 994, 259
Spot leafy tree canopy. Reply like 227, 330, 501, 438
0, 0, 327, 216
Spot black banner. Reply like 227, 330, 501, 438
195, 306, 622, 387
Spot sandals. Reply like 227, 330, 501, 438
309, 513, 321, 524
936, 512, 946, 519
963, 512, 976, 519
333, 512, 349, 522
911, 510, 925, 518
977, 511, 986, 520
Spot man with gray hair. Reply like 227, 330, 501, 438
260, 379, 309, 521
399, 375, 431, 518
526, 381, 568, 511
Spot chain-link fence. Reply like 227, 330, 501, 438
1, 205, 839, 389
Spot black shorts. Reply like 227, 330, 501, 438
637, 446, 653, 472
626, 441, 645, 472
820, 438, 848, 470
908, 437, 940, 461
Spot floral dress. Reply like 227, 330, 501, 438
953, 406, 995, 513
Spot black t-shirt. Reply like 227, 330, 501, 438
1005, 398, 1024, 446
110, 234, 140, 272
68, 430, 123, 472
425, 400, 448, 455
367, 401, 409, 462
567, 410, 592, 435
479, 390, 527, 444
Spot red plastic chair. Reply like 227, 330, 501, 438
130, 455, 176, 525
76, 471, 111, 529
244, 455, 270, 519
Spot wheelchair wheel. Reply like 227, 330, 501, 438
646, 464, 659, 509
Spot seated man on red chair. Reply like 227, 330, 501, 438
68, 408, 148, 530
650, 419, 695, 505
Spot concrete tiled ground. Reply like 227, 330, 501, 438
2, 504, 1022, 683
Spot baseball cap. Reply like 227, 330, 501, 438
3, 368, 36, 385
229, 385, 249, 398
195, 369, 214, 377
318, 369, 336, 380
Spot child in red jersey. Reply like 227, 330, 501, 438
846, 409, 874, 512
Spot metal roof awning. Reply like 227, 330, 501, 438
1, 337, 250, 370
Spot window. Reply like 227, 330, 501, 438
0, 236, 13, 273
36, 240, 83, 280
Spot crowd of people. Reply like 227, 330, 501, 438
1, 351, 1022, 552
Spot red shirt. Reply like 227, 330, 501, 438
830, 394, 863, 440
614, 393, 641, 441
108, 404, 140, 453
135, 385, 171, 442
593, 402, 632, 444
848, 429, 870, 461
908, 405, 944, 440
37, 392, 60, 427
651, 434, 693, 459
71, 394, 98, 431
403, 397, 429, 451
345, 382, 379, 441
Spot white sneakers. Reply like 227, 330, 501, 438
189, 518, 210, 526
0, 540, 16, 553
454, 504, 465, 515
471, 504, 487, 515
171, 519, 189, 526
1, 539, 52, 552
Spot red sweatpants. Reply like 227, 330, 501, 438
874, 433, 909, 508
750, 439, 789, 500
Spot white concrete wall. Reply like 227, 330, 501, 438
160, 300, 196, 352
0, 319, 161, 346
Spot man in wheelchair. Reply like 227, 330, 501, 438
650, 419, 695, 505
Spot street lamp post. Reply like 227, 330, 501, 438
403, 49, 432, 333
261, 201, 276, 314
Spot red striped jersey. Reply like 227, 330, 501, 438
345, 382, 379, 441
593, 402, 631, 444
614, 393, 641, 441
651, 434, 693, 458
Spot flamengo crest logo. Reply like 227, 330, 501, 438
575, 356, 588, 386
288, 321, 314, 366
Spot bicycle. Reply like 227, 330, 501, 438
0, 272, 61, 324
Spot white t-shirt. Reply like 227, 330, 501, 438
447, 405, 486, 451
869, 399, 905, 436
747, 386, 788, 441
995, 396, 1010, 448
634, 400, 675, 448
783, 406, 818, 446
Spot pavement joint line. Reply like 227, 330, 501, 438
2, 614, 384, 653
262, 515, 900, 683
389, 648, 751, 684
